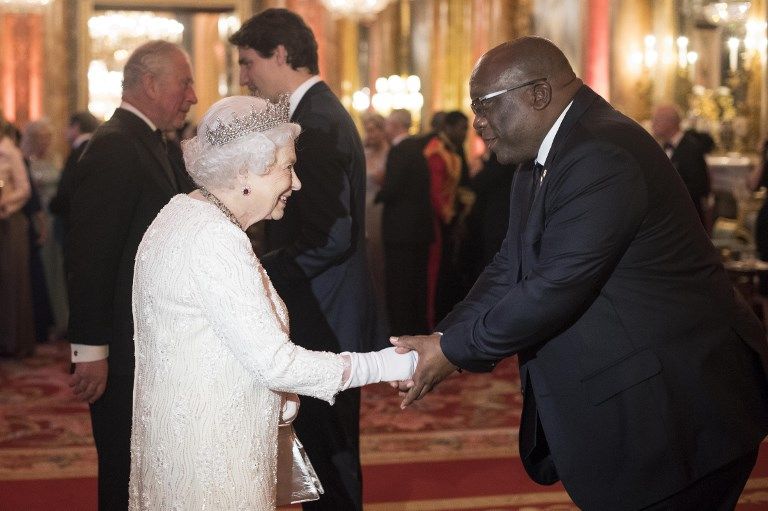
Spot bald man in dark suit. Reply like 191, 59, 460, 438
395, 37, 768, 511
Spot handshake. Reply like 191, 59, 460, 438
343, 333, 458, 409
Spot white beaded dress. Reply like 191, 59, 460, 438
128, 194, 345, 511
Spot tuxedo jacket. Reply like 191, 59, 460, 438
376, 135, 434, 245
261, 81, 375, 353
67, 108, 194, 376
438, 86, 768, 510
669, 130, 711, 209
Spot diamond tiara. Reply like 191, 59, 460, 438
205, 94, 291, 147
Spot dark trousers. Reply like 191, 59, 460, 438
384, 242, 429, 336
90, 372, 133, 511
640, 447, 759, 511
295, 388, 362, 511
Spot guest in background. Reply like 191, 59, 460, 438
465, 148, 516, 281
424, 110, 446, 139
377, 109, 432, 335
749, 140, 768, 286
362, 112, 389, 330
423, 111, 471, 328
21, 118, 68, 339
0, 118, 35, 357
67, 40, 198, 510
651, 104, 711, 226
1, 119, 53, 345
230, 9, 377, 509
22, 150, 54, 345
384, 108, 411, 146
49, 111, 100, 252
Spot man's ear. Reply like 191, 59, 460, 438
531, 81, 552, 111
274, 45, 288, 66
142, 72, 160, 101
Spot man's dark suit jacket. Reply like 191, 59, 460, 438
438, 86, 768, 510
67, 107, 194, 509
68, 108, 194, 375
49, 139, 89, 253
261, 80, 372, 510
262, 81, 373, 354
377, 135, 433, 245
669, 130, 711, 219
376, 135, 433, 334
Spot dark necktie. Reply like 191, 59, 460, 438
519, 161, 543, 230
533, 162, 545, 195
516, 161, 544, 280
154, 129, 178, 191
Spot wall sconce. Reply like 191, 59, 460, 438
743, 19, 768, 70
643, 35, 658, 69
628, 35, 662, 75
687, 50, 699, 82
352, 74, 424, 125
677, 36, 689, 68
727, 37, 741, 73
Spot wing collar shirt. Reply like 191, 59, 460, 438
72, 133, 93, 150
664, 130, 685, 158
289, 75, 323, 118
70, 101, 157, 363
391, 133, 409, 147
120, 101, 158, 132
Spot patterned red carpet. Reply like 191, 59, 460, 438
1, 342, 767, 510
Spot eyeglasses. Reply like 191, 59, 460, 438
470, 77, 548, 116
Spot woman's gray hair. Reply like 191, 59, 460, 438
182, 96, 300, 190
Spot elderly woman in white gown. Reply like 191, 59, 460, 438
128, 95, 416, 510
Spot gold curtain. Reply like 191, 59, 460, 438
0, 10, 44, 126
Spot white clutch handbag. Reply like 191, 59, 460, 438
275, 423, 324, 506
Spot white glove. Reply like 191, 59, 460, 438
279, 393, 300, 425
341, 347, 419, 390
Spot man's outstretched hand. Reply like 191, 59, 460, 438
390, 333, 457, 408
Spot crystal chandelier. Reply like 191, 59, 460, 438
0, 0, 50, 10
321, 0, 393, 18
701, 1, 751, 25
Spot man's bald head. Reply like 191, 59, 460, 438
472, 37, 577, 88
651, 104, 682, 142
469, 37, 582, 165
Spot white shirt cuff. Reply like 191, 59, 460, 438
70, 343, 109, 363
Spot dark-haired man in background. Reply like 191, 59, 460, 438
230, 8, 374, 510
49, 111, 101, 255
377, 109, 433, 336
